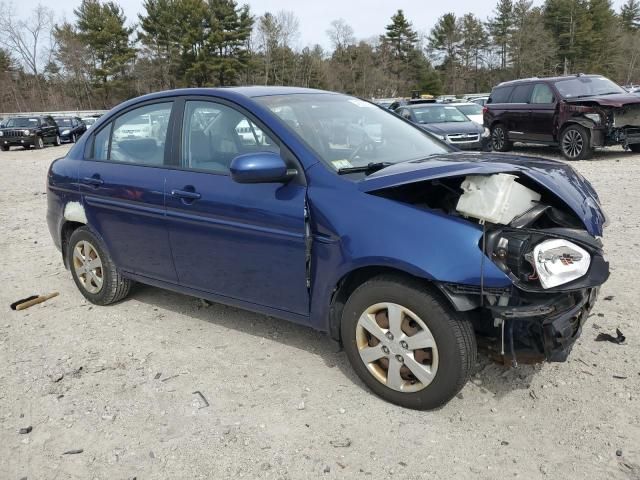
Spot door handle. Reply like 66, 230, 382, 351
171, 189, 201, 200
81, 176, 104, 187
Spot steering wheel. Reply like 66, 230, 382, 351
348, 137, 377, 162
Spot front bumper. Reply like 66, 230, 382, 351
487, 288, 598, 362
2, 137, 36, 147
449, 136, 491, 151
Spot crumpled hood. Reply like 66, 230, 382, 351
359, 152, 606, 236
420, 122, 482, 136
564, 93, 640, 107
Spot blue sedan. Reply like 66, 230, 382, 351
47, 87, 608, 409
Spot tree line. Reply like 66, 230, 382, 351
1, 0, 639, 113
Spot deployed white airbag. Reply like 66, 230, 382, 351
456, 173, 541, 225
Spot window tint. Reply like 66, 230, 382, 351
109, 102, 172, 165
530, 84, 555, 104
182, 101, 279, 174
489, 86, 513, 104
510, 84, 533, 103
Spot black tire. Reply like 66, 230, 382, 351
71, 133, 77, 143
629, 144, 640, 153
67, 226, 132, 305
53, 134, 61, 146
560, 124, 593, 160
34, 136, 44, 149
491, 123, 513, 152
0, 145, 8, 152
341, 275, 476, 410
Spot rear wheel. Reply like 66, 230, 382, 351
629, 144, 640, 153
67, 227, 132, 305
491, 123, 513, 152
341, 275, 476, 410
560, 125, 593, 160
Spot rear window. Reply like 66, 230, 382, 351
489, 86, 513, 104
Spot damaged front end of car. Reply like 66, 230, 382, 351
561, 98, 640, 150
364, 155, 610, 365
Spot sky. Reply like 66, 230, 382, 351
7, 0, 628, 49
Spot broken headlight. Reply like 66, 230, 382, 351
530, 239, 591, 289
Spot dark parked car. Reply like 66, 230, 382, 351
388, 98, 436, 111
0, 116, 60, 151
54, 116, 87, 143
47, 87, 608, 409
396, 103, 490, 150
484, 74, 640, 160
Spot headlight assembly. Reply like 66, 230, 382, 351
23, 129, 31, 135
531, 239, 591, 289
62, 129, 70, 135
584, 113, 601, 125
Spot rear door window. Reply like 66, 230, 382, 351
489, 86, 513, 104
509, 84, 534, 104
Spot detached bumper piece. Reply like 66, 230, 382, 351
488, 288, 598, 363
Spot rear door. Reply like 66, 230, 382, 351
528, 83, 557, 143
505, 83, 534, 141
164, 98, 309, 315
77, 100, 178, 283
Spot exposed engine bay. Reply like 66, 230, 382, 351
562, 101, 640, 149
373, 172, 609, 365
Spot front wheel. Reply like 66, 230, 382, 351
67, 227, 132, 305
34, 136, 44, 149
560, 125, 593, 160
71, 133, 77, 143
53, 135, 61, 146
341, 275, 476, 410
0, 145, 9, 152
491, 124, 513, 152
629, 144, 640, 153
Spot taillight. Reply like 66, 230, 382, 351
482, 106, 488, 114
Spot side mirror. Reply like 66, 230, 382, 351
230, 152, 296, 184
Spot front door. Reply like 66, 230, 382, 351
77, 101, 178, 283
165, 99, 309, 315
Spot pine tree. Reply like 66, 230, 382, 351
488, 0, 514, 69
382, 10, 419, 61
73, 0, 136, 106
620, 0, 640, 30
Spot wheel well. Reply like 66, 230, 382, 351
60, 221, 84, 268
328, 266, 435, 342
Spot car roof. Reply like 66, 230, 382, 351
496, 74, 604, 88
404, 103, 457, 109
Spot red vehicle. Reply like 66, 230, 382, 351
484, 74, 640, 160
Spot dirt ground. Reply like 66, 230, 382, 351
0, 143, 639, 480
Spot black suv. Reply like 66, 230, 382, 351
0, 116, 61, 151
484, 74, 640, 160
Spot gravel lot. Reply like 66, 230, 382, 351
1, 143, 639, 480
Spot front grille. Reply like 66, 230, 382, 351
4, 130, 25, 138
447, 133, 480, 143
444, 283, 511, 296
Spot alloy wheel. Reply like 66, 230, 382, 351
492, 127, 504, 150
355, 302, 439, 393
72, 240, 104, 294
37, 137, 44, 149
562, 129, 584, 159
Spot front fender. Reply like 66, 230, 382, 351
307, 180, 511, 332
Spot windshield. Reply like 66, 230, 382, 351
55, 118, 72, 126
6, 118, 39, 128
412, 105, 468, 124
455, 104, 482, 116
83, 118, 96, 125
554, 76, 625, 98
256, 94, 450, 171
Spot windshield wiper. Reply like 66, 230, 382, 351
337, 162, 393, 175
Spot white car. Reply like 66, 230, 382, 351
449, 102, 484, 125
81, 117, 98, 129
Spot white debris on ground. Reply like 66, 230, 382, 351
0, 144, 638, 479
